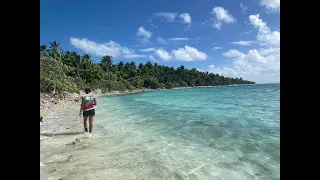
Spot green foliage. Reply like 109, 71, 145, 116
166, 82, 174, 89
128, 85, 135, 91
133, 76, 144, 88
40, 41, 255, 93
40, 56, 79, 93
180, 81, 188, 87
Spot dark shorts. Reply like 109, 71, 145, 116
83, 109, 95, 117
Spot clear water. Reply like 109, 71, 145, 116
40, 84, 280, 180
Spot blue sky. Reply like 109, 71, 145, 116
40, 0, 280, 83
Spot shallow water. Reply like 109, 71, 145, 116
40, 84, 280, 180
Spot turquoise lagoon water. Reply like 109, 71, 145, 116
40, 84, 280, 180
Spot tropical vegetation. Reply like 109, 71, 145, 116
40, 41, 255, 93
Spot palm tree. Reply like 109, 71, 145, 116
101, 55, 113, 68
83, 54, 91, 60
48, 41, 64, 60
49, 41, 63, 52
40, 45, 47, 52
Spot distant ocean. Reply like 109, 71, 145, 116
41, 84, 280, 180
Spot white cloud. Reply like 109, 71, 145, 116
70, 37, 135, 58
258, 31, 280, 46
210, 48, 280, 83
168, 38, 189, 41
212, 7, 236, 23
154, 12, 178, 22
154, 49, 173, 61
139, 48, 156, 52
208, 65, 215, 71
172, 45, 208, 61
156, 37, 167, 44
240, 30, 252, 34
223, 49, 244, 57
202, 14, 280, 83
154, 46, 207, 62
249, 14, 280, 46
197, 65, 215, 73
240, 3, 248, 13
154, 12, 192, 24
213, 21, 223, 29
258, 47, 280, 56
149, 55, 158, 62
231, 41, 254, 46
136, 26, 152, 39
123, 54, 147, 59
212, 7, 236, 29
259, 0, 280, 11
179, 13, 191, 24
213, 47, 222, 50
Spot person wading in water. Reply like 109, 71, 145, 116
79, 88, 97, 133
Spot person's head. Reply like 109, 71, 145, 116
84, 88, 92, 94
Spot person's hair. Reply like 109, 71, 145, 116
84, 88, 92, 94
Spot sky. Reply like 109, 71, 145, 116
40, 0, 280, 83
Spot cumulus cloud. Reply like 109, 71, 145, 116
210, 48, 280, 83
259, 0, 280, 11
154, 12, 191, 24
70, 37, 135, 58
240, 30, 252, 34
213, 47, 222, 50
231, 41, 254, 46
154, 45, 207, 62
149, 55, 158, 62
179, 13, 191, 24
223, 49, 245, 57
249, 14, 280, 46
154, 12, 178, 22
202, 14, 280, 83
136, 26, 152, 39
172, 45, 208, 61
135, 26, 152, 45
212, 7, 236, 29
154, 49, 173, 61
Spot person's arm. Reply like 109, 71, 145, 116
79, 96, 84, 117
93, 98, 97, 106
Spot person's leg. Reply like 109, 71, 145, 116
83, 116, 88, 132
89, 109, 95, 133
89, 116, 94, 133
